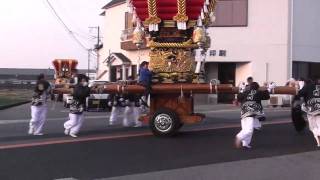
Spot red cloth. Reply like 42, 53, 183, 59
132, 0, 205, 21
52, 60, 78, 71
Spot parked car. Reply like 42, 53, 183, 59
86, 94, 111, 112
86, 80, 111, 112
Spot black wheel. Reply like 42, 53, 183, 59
150, 108, 180, 137
291, 103, 307, 132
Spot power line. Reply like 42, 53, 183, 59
45, 0, 98, 72
53, 0, 93, 38
45, 0, 92, 52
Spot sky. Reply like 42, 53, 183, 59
0, 0, 110, 69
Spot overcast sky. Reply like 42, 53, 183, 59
0, 0, 110, 69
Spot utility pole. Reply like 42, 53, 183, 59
88, 49, 91, 77
89, 26, 101, 71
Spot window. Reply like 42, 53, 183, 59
125, 12, 134, 29
210, 0, 248, 27
293, 62, 320, 80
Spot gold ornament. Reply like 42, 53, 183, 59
148, 39, 198, 49
149, 48, 195, 73
132, 26, 145, 47
173, 14, 189, 22
192, 27, 206, 45
145, 0, 161, 25
145, 16, 161, 25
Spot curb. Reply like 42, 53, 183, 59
0, 101, 31, 110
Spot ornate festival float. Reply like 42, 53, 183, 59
100, 0, 298, 136
54, 0, 299, 136
52, 59, 78, 101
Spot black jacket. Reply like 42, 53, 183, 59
73, 85, 90, 105
31, 80, 51, 106
297, 83, 320, 115
69, 85, 90, 114
238, 89, 270, 118
297, 83, 319, 102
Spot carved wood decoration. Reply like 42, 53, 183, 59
149, 48, 194, 73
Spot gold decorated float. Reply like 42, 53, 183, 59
101, 0, 298, 136
52, 59, 78, 101
55, 0, 299, 137
131, 0, 216, 83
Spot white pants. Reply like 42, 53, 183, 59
254, 118, 262, 129
29, 105, 48, 134
109, 106, 123, 125
307, 115, 320, 145
123, 104, 141, 127
236, 117, 260, 147
64, 113, 84, 135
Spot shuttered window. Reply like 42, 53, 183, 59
125, 12, 134, 29
210, 0, 248, 27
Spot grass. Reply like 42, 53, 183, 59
0, 89, 33, 107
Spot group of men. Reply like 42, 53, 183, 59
28, 61, 152, 138
28, 73, 91, 137
109, 61, 152, 127
27, 65, 320, 148
234, 76, 320, 149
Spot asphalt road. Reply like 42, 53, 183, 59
0, 102, 291, 139
1, 102, 319, 180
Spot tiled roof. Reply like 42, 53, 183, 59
102, 0, 126, 10
113, 53, 131, 63
105, 53, 132, 65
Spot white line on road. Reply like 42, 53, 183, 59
0, 120, 292, 150
197, 108, 290, 114
0, 108, 290, 125
0, 115, 111, 125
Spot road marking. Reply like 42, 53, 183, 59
187, 119, 291, 132
198, 108, 290, 114
0, 108, 290, 124
0, 132, 153, 150
0, 120, 291, 150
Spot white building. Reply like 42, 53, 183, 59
97, 0, 320, 102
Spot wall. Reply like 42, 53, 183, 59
235, 62, 251, 85
207, 0, 291, 85
292, 0, 320, 63
98, 3, 126, 81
